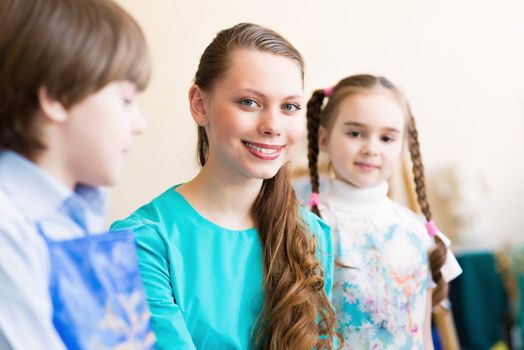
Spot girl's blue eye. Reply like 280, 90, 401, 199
382, 135, 395, 143
282, 103, 301, 113
240, 99, 259, 108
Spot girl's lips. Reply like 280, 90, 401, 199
243, 141, 284, 160
355, 162, 379, 171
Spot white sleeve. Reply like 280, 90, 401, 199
427, 231, 462, 289
436, 231, 463, 283
0, 221, 66, 350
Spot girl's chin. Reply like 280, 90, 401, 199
244, 167, 282, 181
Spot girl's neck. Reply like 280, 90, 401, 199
176, 160, 262, 230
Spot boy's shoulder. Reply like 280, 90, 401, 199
0, 187, 43, 257
0, 188, 28, 230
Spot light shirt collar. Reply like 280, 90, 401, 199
0, 150, 106, 229
322, 178, 390, 214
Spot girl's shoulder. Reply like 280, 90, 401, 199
390, 202, 459, 255
389, 201, 435, 244
299, 206, 331, 240
392, 202, 463, 283
316, 201, 338, 228
298, 206, 334, 258
298, 206, 335, 297
111, 185, 189, 236
389, 200, 426, 225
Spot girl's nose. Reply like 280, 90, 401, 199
361, 139, 379, 156
257, 108, 281, 137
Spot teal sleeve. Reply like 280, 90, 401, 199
315, 218, 335, 300
111, 220, 196, 350
301, 211, 339, 349
300, 209, 335, 300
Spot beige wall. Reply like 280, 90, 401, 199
110, 0, 524, 248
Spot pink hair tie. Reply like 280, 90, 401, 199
323, 86, 334, 97
425, 220, 438, 237
308, 192, 320, 210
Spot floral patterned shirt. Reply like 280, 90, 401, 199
319, 179, 461, 350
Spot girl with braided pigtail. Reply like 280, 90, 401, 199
305, 74, 462, 349
112, 23, 340, 349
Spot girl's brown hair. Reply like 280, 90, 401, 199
194, 23, 338, 349
0, 0, 151, 158
306, 74, 448, 307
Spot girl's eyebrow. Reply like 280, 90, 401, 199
382, 127, 401, 133
237, 88, 265, 98
342, 121, 367, 128
343, 121, 401, 133
237, 88, 301, 100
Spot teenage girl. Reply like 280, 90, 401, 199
112, 23, 339, 349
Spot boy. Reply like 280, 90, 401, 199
0, 0, 154, 348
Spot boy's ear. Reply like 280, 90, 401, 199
318, 126, 329, 152
38, 87, 68, 123
188, 85, 209, 126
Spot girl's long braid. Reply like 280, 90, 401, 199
406, 112, 449, 307
252, 164, 338, 349
306, 90, 326, 217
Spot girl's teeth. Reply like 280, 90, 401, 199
245, 142, 278, 154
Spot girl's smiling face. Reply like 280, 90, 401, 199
192, 49, 304, 181
320, 89, 406, 188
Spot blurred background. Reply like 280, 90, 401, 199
111, 1, 524, 348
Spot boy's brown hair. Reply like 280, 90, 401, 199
0, 0, 151, 157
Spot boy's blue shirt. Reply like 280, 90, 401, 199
0, 150, 106, 349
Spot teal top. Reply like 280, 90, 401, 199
111, 185, 334, 350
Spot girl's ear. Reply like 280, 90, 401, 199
38, 87, 68, 123
189, 84, 209, 126
318, 126, 329, 152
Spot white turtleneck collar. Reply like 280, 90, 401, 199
321, 178, 391, 214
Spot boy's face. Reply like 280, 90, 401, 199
61, 81, 145, 187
